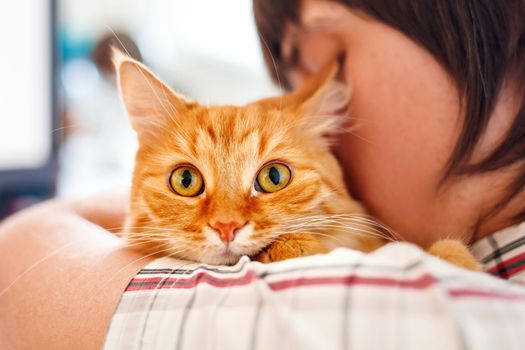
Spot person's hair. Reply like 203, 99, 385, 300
253, 0, 525, 226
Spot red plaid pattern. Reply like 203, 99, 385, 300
473, 222, 525, 283
104, 241, 525, 350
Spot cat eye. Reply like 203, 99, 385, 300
168, 165, 204, 197
255, 162, 292, 193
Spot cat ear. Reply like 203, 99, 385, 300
257, 62, 351, 138
297, 63, 351, 115
112, 48, 193, 141
295, 63, 351, 138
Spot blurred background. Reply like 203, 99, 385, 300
0, 0, 280, 218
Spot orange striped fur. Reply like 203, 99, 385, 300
114, 51, 479, 270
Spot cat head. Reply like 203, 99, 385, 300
114, 50, 363, 264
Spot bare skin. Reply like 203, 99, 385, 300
281, 0, 524, 247
0, 192, 153, 349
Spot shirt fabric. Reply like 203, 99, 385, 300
104, 240, 525, 350
472, 222, 525, 284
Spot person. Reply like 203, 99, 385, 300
1, 1, 524, 348
0, 191, 153, 349
253, 0, 525, 279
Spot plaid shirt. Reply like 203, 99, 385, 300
104, 241, 525, 350
472, 222, 525, 284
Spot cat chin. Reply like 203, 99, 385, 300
197, 251, 243, 266
197, 224, 262, 265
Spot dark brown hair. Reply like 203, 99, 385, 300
253, 0, 525, 224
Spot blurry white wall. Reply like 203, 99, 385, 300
0, 1, 52, 170
58, 0, 281, 197
60, 0, 280, 103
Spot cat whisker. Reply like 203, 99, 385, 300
282, 213, 385, 225
279, 220, 396, 242
326, 219, 402, 241
50, 124, 84, 135
295, 213, 389, 227
119, 225, 202, 235
0, 232, 185, 299
281, 214, 403, 241
283, 213, 371, 220
286, 226, 394, 243
285, 220, 386, 236
0, 236, 94, 298
98, 225, 165, 233
292, 231, 347, 246
107, 26, 187, 134
86, 245, 199, 303
70, 239, 188, 288
123, 238, 191, 252
127, 231, 185, 238
283, 218, 380, 228
121, 225, 181, 231
257, 31, 284, 98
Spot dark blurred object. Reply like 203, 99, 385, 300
92, 31, 142, 77
0, 0, 58, 220
0, 195, 44, 218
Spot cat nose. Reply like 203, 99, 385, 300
210, 221, 244, 243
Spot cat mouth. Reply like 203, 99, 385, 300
221, 246, 237, 255
206, 249, 242, 265
209, 244, 263, 265
200, 224, 266, 264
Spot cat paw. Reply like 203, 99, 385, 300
254, 234, 328, 263
255, 246, 308, 263
428, 239, 482, 271
255, 250, 274, 264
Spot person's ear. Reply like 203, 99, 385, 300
113, 48, 195, 142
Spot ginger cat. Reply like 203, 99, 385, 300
113, 51, 479, 270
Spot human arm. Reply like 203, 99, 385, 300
0, 192, 153, 349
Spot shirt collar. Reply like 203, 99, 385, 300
472, 222, 525, 282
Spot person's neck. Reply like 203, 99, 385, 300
472, 86, 525, 242
475, 187, 525, 242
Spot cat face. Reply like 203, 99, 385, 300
115, 51, 364, 264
